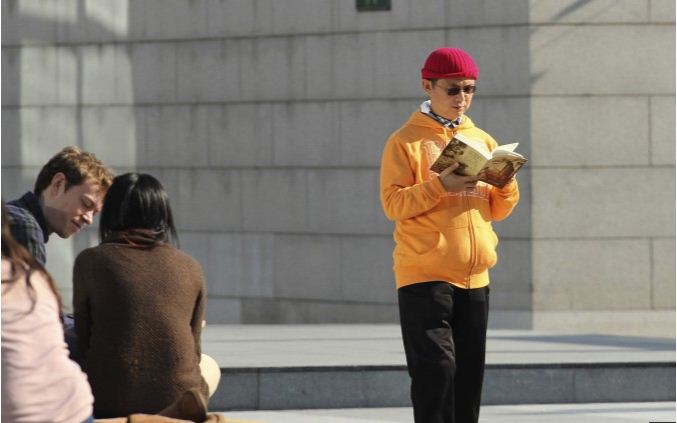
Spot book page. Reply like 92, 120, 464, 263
491, 143, 519, 156
492, 150, 525, 160
454, 133, 491, 159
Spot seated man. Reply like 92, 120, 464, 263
6, 146, 114, 362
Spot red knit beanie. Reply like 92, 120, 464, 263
421, 47, 479, 80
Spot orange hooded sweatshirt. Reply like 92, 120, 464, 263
380, 111, 520, 290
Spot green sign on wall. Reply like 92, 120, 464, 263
356, 0, 391, 11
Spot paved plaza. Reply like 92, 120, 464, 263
218, 402, 676, 423
202, 324, 675, 368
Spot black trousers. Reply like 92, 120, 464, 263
398, 282, 490, 423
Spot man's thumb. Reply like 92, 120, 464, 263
439, 162, 459, 176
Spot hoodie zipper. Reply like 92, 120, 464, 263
445, 125, 476, 288
465, 194, 476, 288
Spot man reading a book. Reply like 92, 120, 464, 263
379, 47, 520, 423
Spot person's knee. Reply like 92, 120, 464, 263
199, 354, 221, 398
433, 352, 456, 377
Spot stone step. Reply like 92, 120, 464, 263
201, 325, 675, 411
209, 361, 675, 411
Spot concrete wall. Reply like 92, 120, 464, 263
2, 0, 674, 336
525, 0, 676, 336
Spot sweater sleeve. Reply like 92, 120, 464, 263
489, 178, 520, 221
72, 252, 92, 356
481, 131, 521, 221
190, 264, 207, 359
380, 137, 446, 221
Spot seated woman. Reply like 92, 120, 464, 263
73, 173, 213, 419
1, 202, 94, 423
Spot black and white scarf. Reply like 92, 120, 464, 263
420, 100, 463, 128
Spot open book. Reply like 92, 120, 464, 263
430, 133, 527, 188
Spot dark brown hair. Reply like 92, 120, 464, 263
99, 173, 179, 246
33, 146, 114, 196
1, 201, 63, 318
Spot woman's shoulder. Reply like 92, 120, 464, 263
1, 259, 57, 309
162, 247, 203, 272
152, 248, 205, 288
74, 244, 107, 265
73, 244, 129, 274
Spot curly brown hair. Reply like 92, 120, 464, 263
33, 146, 114, 196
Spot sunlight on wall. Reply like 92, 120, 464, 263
85, 0, 129, 36
14, 0, 135, 296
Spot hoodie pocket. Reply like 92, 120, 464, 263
416, 231, 448, 258
472, 225, 499, 269
395, 230, 448, 262
396, 224, 499, 274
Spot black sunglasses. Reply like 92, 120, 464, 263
439, 84, 477, 96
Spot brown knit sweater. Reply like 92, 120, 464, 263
73, 230, 208, 418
